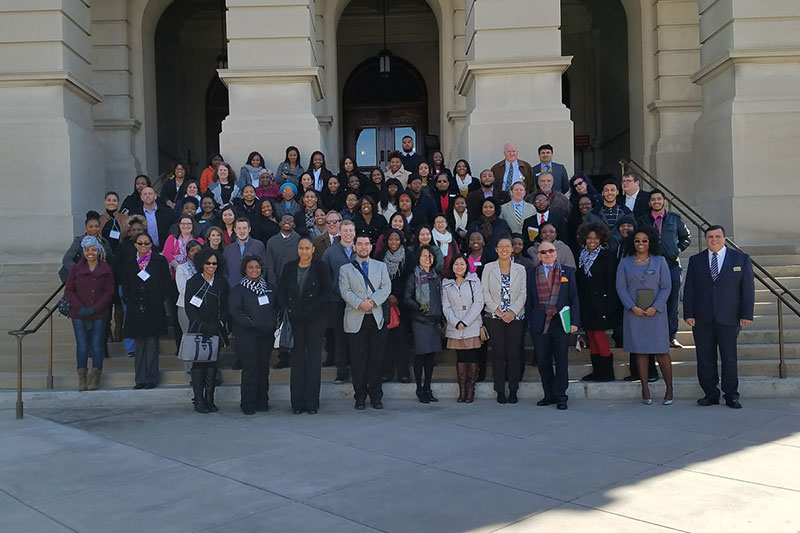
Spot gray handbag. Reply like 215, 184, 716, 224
177, 333, 220, 362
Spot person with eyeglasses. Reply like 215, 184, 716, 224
315, 211, 342, 368
527, 240, 580, 410
184, 247, 229, 413
615, 225, 674, 405
121, 233, 170, 390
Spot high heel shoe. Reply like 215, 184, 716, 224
663, 394, 674, 405
642, 397, 653, 405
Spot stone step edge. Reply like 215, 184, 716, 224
2, 378, 799, 409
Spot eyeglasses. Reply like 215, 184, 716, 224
633, 239, 649, 244
205, 261, 218, 266
538, 249, 557, 255
327, 220, 342, 224
135, 241, 152, 246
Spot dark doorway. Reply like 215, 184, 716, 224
343, 57, 428, 169
205, 75, 228, 160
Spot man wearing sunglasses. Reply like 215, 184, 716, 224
526, 241, 580, 410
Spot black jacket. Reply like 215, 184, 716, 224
130, 204, 175, 252
121, 253, 171, 337
575, 250, 621, 330
403, 268, 443, 323
228, 282, 277, 335
276, 260, 332, 321
184, 273, 230, 340
637, 211, 691, 265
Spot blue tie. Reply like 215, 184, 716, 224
361, 261, 369, 290
711, 252, 718, 281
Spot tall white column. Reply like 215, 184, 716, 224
458, 0, 573, 174
0, 0, 104, 262
692, 0, 800, 243
219, 0, 325, 172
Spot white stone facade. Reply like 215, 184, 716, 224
0, 0, 798, 262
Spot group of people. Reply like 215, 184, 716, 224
61, 139, 755, 413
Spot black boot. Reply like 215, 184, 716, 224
596, 354, 615, 382
205, 366, 219, 412
623, 353, 639, 381
416, 386, 430, 404
191, 366, 209, 414
581, 354, 601, 382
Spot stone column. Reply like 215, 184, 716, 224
219, 0, 325, 172
92, 0, 141, 195
0, 0, 104, 262
692, 0, 800, 243
458, 0, 573, 174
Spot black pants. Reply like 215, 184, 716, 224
167, 282, 181, 350
383, 314, 410, 379
290, 318, 325, 410
485, 317, 525, 394
533, 325, 570, 403
134, 336, 159, 386
693, 323, 740, 401
331, 301, 350, 380
237, 328, 272, 410
347, 314, 386, 404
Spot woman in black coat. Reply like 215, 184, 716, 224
184, 247, 229, 413
277, 236, 332, 414
121, 232, 170, 389
376, 229, 414, 383
229, 254, 277, 415
575, 222, 620, 382
466, 198, 511, 264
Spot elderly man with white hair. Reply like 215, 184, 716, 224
491, 142, 534, 193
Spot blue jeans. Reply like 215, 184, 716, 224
119, 285, 135, 354
73, 318, 107, 369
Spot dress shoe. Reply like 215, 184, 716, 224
725, 399, 743, 409
399, 375, 411, 384
334, 377, 347, 385
133, 383, 145, 390
496, 392, 508, 404
416, 388, 430, 404
425, 388, 438, 402
697, 397, 720, 406
371, 401, 383, 410
642, 398, 653, 405
507, 391, 518, 404
537, 398, 553, 406
240, 405, 256, 416
354, 401, 366, 410
647, 376, 659, 383
623, 375, 637, 382
670, 338, 683, 349
556, 402, 568, 410
144, 383, 155, 389
663, 397, 674, 406
292, 409, 304, 415
307, 409, 318, 414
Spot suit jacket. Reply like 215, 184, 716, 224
521, 211, 569, 252
467, 189, 510, 217
525, 191, 570, 221
532, 162, 570, 194
481, 261, 527, 318
277, 259, 331, 321
683, 248, 755, 326
500, 201, 537, 235
526, 263, 581, 334
491, 159, 534, 193
339, 258, 391, 333
313, 232, 338, 261
223, 237, 274, 288
131, 204, 175, 252
617, 190, 652, 220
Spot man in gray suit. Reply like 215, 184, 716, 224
532, 144, 570, 194
339, 235, 391, 410
223, 218, 274, 288
500, 182, 536, 234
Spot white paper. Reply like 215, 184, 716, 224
109, 230, 121, 240
137, 269, 150, 281
258, 294, 270, 306
189, 296, 203, 307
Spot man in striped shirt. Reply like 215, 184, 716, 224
593, 179, 631, 229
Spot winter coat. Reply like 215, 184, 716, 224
441, 273, 484, 340
576, 249, 621, 331
121, 253, 170, 337
59, 234, 115, 283
228, 281, 277, 335
184, 273, 229, 339
276, 259, 332, 321
64, 259, 115, 321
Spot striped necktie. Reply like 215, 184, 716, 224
711, 252, 719, 281
505, 165, 513, 191
515, 203, 522, 227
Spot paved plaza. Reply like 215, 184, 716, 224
2, 397, 800, 532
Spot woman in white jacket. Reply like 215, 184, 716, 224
441, 255, 485, 403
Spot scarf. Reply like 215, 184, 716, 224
182, 259, 197, 278
136, 252, 151, 271
536, 262, 562, 333
240, 276, 268, 296
414, 266, 435, 313
579, 246, 601, 276
383, 247, 406, 278
304, 209, 315, 229
480, 216, 495, 243
432, 229, 452, 258
454, 174, 472, 196
453, 210, 469, 231
244, 164, 262, 185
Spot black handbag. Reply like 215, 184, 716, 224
351, 260, 391, 322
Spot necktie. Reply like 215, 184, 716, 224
505, 165, 513, 191
515, 204, 522, 227
711, 252, 718, 281
361, 260, 369, 290
654, 215, 663, 234
540, 214, 546, 225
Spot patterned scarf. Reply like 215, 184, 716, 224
414, 266, 435, 313
136, 252, 151, 271
579, 246, 601, 277
383, 247, 406, 278
240, 276, 268, 296
536, 262, 562, 333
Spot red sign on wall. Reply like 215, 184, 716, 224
574, 135, 590, 148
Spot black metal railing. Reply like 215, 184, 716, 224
621, 159, 799, 378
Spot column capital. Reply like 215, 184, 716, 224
456, 57, 572, 96
0, 71, 102, 104
218, 67, 325, 101
692, 48, 800, 85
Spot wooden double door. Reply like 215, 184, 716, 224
344, 105, 426, 170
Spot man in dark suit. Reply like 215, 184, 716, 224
526, 241, 580, 410
406, 174, 438, 225
400, 135, 424, 174
491, 142, 534, 193
521, 192, 568, 252
467, 169, 510, 216
224, 217, 275, 287
684, 225, 754, 409
134, 187, 175, 252
313, 210, 341, 261
618, 171, 651, 220
532, 144, 569, 194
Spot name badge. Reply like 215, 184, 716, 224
733, 266, 742, 272
189, 296, 203, 307
474, 261, 482, 267
258, 295, 270, 306
645, 270, 655, 275
109, 230, 120, 240
137, 269, 150, 281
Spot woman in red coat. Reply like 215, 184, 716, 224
64, 236, 115, 391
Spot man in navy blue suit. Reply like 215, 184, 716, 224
683, 225, 754, 409
527, 241, 580, 410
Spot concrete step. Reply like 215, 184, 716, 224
676, 328, 800, 344
0, 282, 63, 295
754, 288, 800, 303
756, 276, 800, 290
748, 254, 800, 266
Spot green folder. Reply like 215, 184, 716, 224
559, 306, 571, 334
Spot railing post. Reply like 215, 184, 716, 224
15, 334, 23, 419
777, 299, 786, 379
47, 315, 54, 390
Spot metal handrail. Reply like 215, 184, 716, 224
621, 159, 799, 378
7, 282, 64, 419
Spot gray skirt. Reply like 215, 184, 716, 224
410, 319, 442, 355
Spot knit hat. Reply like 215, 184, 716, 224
280, 182, 297, 195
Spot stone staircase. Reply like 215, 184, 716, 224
1, 248, 799, 391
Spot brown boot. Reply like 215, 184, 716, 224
77, 368, 88, 391
87, 368, 102, 391
456, 363, 467, 403
465, 363, 478, 403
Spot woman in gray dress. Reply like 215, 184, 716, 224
404, 245, 443, 404
615, 226, 674, 405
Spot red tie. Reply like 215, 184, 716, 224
540, 214, 546, 225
